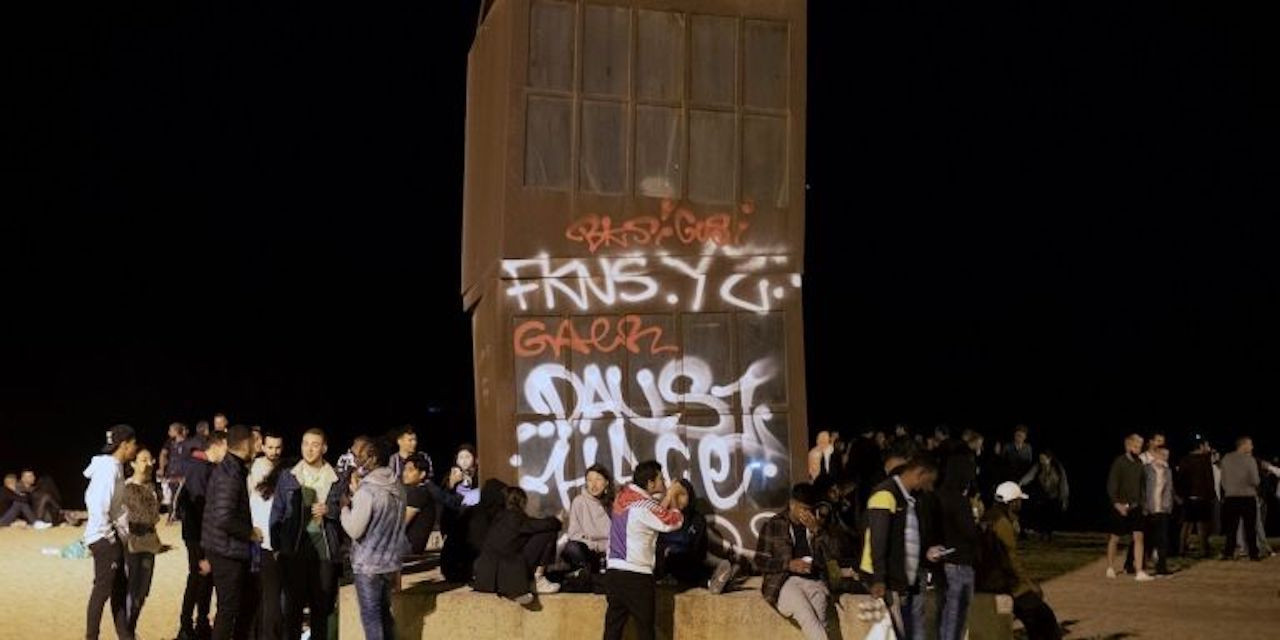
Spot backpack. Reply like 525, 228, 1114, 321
974, 519, 1016, 593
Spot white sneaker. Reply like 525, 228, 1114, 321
534, 575, 561, 594
32, 521, 52, 530
1105, 567, 1117, 579
513, 593, 535, 606
1134, 572, 1155, 582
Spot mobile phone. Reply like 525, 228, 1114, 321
939, 547, 956, 557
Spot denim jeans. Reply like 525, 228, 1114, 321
354, 572, 397, 640
888, 588, 927, 640
939, 564, 974, 640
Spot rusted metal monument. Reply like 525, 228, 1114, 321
461, 0, 806, 551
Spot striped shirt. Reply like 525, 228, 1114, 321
896, 475, 921, 586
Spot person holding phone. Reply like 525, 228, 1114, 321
936, 446, 980, 640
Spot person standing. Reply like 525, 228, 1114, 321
1176, 437, 1216, 558
270, 428, 343, 640
341, 438, 409, 640
861, 457, 945, 640
248, 433, 285, 640
84, 424, 140, 640
1143, 447, 1174, 574
1219, 436, 1261, 561
178, 431, 225, 640
1105, 434, 1152, 581
203, 425, 262, 640
603, 461, 685, 640
936, 450, 979, 640
123, 448, 163, 637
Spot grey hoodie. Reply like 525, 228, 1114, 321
341, 466, 409, 575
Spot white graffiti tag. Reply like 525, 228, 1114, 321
502, 254, 799, 314
512, 357, 788, 513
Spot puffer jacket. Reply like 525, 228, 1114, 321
202, 454, 254, 560
341, 467, 409, 575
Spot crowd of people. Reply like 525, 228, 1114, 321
60, 413, 1278, 640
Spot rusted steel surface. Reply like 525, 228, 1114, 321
462, 0, 807, 551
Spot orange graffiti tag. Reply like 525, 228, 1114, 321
565, 199, 753, 254
514, 316, 681, 358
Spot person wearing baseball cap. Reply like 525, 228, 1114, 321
83, 424, 139, 640
983, 481, 1062, 639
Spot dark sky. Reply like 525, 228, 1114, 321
5, 2, 1277, 523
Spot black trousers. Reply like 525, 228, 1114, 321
563, 540, 605, 572
210, 554, 257, 640
1222, 496, 1260, 559
1144, 514, 1171, 573
604, 569, 656, 640
182, 543, 214, 630
523, 529, 558, 572
251, 550, 283, 640
1013, 592, 1061, 640
86, 537, 132, 640
282, 546, 338, 640
125, 552, 156, 635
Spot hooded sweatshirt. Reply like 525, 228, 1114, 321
248, 457, 276, 550
607, 483, 683, 574
83, 455, 126, 545
341, 467, 409, 575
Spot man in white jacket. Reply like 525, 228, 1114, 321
603, 460, 685, 640
84, 424, 139, 640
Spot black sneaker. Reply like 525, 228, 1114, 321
708, 560, 737, 595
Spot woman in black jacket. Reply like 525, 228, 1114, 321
440, 478, 506, 583
472, 487, 562, 603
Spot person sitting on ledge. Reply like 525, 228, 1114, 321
757, 482, 832, 640
473, 486, 562, 604
563, 463, 613, 576
440, 478, 505, 583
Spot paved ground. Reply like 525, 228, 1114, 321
1042, 554, 1280, 639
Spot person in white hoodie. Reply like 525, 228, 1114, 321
247, 432, 284, 640
84, 424, 140, 640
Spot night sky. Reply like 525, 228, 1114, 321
5, 2, 1277, 526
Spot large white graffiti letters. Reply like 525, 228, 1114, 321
513, 357, 787, 513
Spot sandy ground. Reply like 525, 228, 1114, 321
7, 524, 1279, 640
1042, 554, 1280, 639
0, 524, 418, 640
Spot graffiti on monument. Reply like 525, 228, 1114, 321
506, 211, 798, 551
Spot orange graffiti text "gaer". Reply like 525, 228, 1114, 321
514, 316, 680, 358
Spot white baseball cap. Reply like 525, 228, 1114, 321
994, 481, 1030, 504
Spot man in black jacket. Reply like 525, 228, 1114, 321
178, 431, 226, 640
861, 457, 945, 640
202, 425, 261, 640
937, 449, 979, 640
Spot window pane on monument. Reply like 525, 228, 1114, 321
637, 10, 684, 101
583, 4, 630, 97
680, 313, 733, 409
515, 415, 570, 516
525, 97, 572, 188
568, 314, 628, 410
626, 313, 679, 415
635, 106, 681, 198
744, 20, 788, 109
743, 114, 787, 209
580, 101, 626, 194
691, 15, 736, 106
513, 315, 573, 416
689, 110, 735, 204
746, 410, 791, 510
736, 311, 787, 407
528, 1, 574, 90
